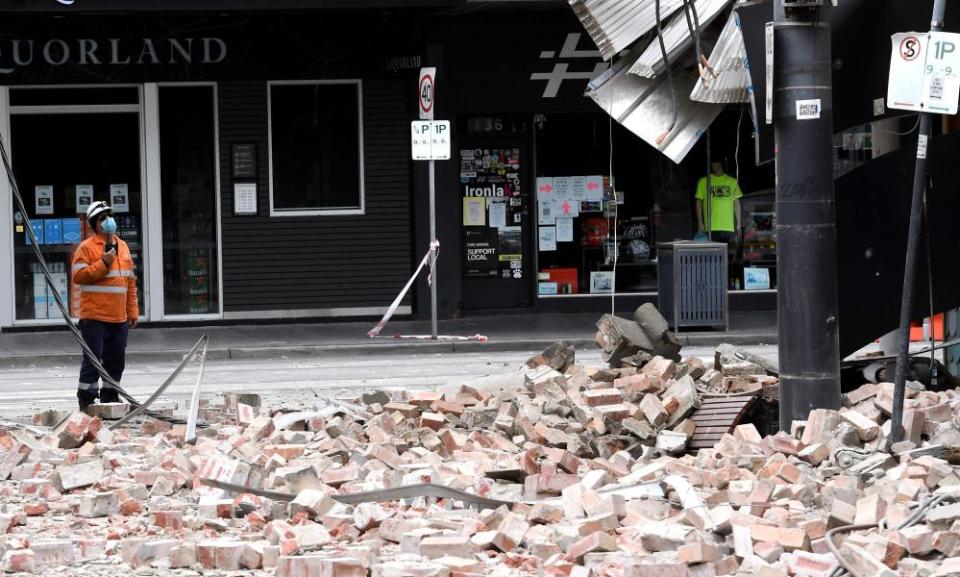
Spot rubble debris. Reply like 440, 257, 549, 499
3, 346, 960, 577
596, 304, 681, 367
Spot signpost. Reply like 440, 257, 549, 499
887, 0, 950, 446
413, 67, 444, 339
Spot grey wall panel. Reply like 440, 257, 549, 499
218, 80, 412, 313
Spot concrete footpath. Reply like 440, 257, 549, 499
0, 311, 777, 369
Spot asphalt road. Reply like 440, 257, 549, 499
0, 345, 781, 419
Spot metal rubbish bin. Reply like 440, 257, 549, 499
657, 241, 728, 331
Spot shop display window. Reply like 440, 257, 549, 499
268, 81, 363, 214
536, 175, 658, 295
159, 85, 220, 315
10, 104, 143, 322
740, 190, 777, 290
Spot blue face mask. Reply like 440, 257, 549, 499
100, 216, 117, 235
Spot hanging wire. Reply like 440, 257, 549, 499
608, 61, 618, 316
881, 115, 921, 136
681, 0, 716, 86
655, 0, 679, 146
735, 103, 744, 182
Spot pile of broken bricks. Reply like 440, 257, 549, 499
0, 342, 959, 577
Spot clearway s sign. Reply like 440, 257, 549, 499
888, 31, 960, 115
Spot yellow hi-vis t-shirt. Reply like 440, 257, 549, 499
695, 173, 743, 232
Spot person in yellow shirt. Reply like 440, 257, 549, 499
695, 160, 743, 245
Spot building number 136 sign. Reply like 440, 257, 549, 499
888, 31, 960, 115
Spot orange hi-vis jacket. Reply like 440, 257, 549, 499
71, 233, 139, 323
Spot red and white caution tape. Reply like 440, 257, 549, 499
367, 240, 487, 342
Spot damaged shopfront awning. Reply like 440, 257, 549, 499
569, 0, 690, 61
575, 0, 754, 163
586, 46, 724, 164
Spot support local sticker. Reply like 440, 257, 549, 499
796, 99, 822, 120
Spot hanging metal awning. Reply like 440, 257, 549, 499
586, 46, 724, 164
573, 0, 755, 163
629, 0, 732, 78
689, 7, 751, 104
568, 0, 688, 61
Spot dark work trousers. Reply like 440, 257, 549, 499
77, 319, 128, 407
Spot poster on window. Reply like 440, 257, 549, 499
568, 176, 587, 201
539, 226, 557, 251
556, 217, 574, 242
463, 198, 486, 226
75, 185, 93, 214
35, 185, 54, 215
538, 200, 556, 225
110, 184, 129, 213
464, 227, 499, 277
586, 175, 604, 201
489, 200, 507, 229
536, 177, 554, 201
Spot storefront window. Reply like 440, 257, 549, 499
10, 95, 143, 321
268, 81, 363, 214
159, 85, 220, 315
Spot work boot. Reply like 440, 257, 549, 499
77, 389, 98, 412
99, 387, 120, 404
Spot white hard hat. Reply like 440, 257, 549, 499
86, 201, 112, 224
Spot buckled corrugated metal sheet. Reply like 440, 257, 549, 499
569, 0, 687, 61
689, 8, 751, 104
628, 0, 733, 78
587, 47, 724, 164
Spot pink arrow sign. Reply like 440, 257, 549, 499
587, 181, 600, 191
561, 201, 572, 216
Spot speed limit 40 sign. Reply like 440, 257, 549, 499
419, 67, 435, 120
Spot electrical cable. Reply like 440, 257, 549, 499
881, 115, 921, 136
681, 0, 716, 86
0, 130, 189, 426
608, 62, 618, 316
735, 103, 744, 182
655, 0, 679, 146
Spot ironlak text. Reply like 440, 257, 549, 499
0, 37, 227, 74
463, 184, 505, 197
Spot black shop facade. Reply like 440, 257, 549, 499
0, 2, 775, 330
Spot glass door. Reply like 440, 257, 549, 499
157, 85, 220, 316
9, 87, 144, 322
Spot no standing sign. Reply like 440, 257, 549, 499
888, 31, 960, 115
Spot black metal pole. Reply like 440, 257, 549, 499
774, 1, 842, 431
891, 0, 947, 446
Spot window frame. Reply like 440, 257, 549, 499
267, 79, 366, 217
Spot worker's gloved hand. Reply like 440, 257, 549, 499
693, 231, 709, 242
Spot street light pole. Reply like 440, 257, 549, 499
774, 0, 842, 430
891, 0, 948, 445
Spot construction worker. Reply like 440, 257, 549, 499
71, 201, 138, 411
